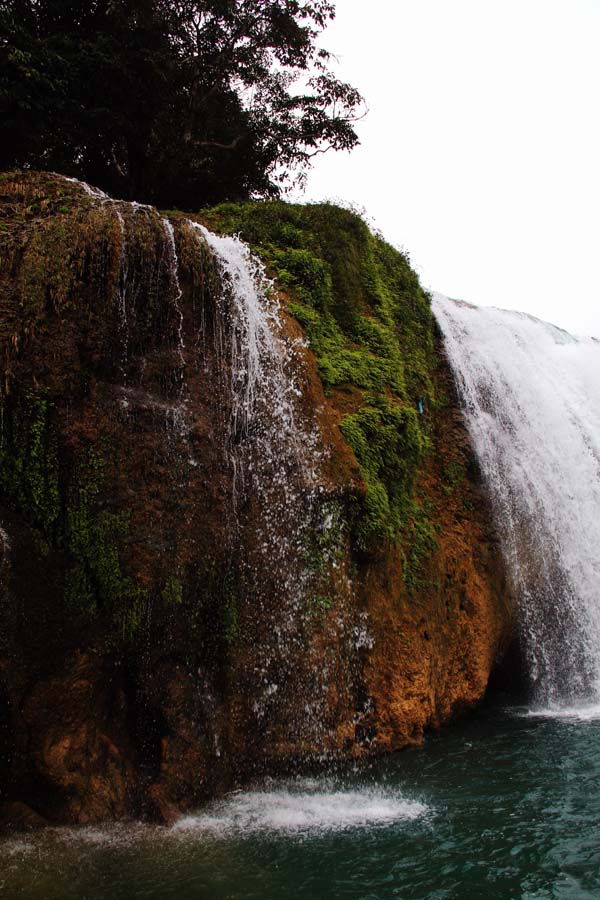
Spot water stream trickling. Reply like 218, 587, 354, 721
59, 179, 358, 742
190, 223, 312, 478
433, 294, 600, 708
161, 218, 186, 367
189, 223, 357, 741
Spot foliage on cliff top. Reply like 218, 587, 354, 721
199, 200, 437, 557
199, 200, 435, 401
1, 1, 362, 208
0, 173, 438, 602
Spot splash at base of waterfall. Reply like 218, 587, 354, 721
172, 780, 426, 836
3, 710, 600, 900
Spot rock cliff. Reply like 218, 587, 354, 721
0, 172, 512, 829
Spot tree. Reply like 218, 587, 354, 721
0, 0, 363, 207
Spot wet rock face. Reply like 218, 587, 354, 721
0, 172, 243, 822
359, 355, 512, 750
0, 172, 512, 826
21, 653, 135, 823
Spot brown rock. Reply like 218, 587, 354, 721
145, 784, 181, 826
0, 801, 47, 832
0, 172, 514, 830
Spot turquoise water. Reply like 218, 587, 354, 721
2, 706, 600, 900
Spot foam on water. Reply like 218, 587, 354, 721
433, 294, 600, 705
526, 702, 600, 721
171, 781, 427, 836
3, 714, 600, 900
0, 785, 426, 863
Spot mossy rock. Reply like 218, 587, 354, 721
198, 200, 438, 569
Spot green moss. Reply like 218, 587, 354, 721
200, 199, 440, 577
301, 498, 346, 572
0, 392, 60, 542
162, 575, 184, 606
442, 460, 467, 495
273, 247, 332, 309
402, 505, 440, 593
64, 449, 146, 639
0, 389, 145, 640
340, 397, 428, 546
308, 593, 334, 624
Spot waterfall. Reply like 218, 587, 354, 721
191, 225, 306, 457
58, 175, 359, 749
161, 218, 185, 367
190, 224, 356, 744
433, 294, 600, 707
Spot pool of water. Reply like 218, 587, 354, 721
2, 705, 600, 899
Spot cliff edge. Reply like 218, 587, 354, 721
0, 172, 512, 829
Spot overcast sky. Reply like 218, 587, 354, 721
299, 0, 600, 337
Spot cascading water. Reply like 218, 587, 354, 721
38, 176, 361, 760
190, 224, 316, 486
161, 218, 185, 367
190, 223, 358, 746
433, 293, 600, 707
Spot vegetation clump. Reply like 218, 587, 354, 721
1, 1, 362, 208
200, 200, 438, 569
64, 449, 147, 641
340, 398, 427, 544
0, 391, 60, 546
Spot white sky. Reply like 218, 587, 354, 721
299, 0, 600, 337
